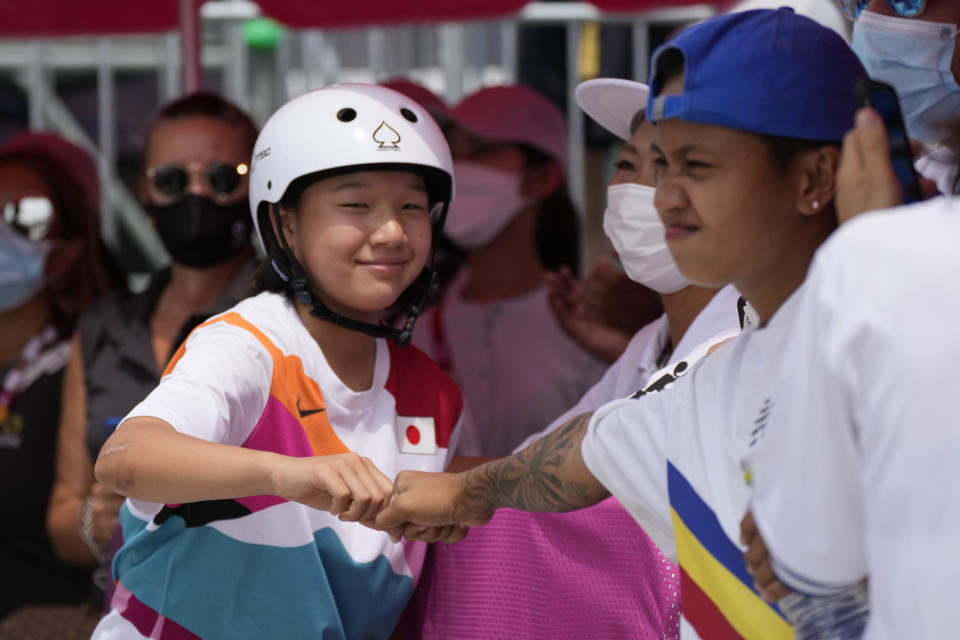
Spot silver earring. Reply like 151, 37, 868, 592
811, 200, 820, 210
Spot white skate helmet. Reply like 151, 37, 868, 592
248, 83, 455, 345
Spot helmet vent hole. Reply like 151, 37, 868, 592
267, 180, 272, 190
337, 108, 357, 122
400, 108, 418, 123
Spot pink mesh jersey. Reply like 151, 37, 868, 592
396, 496, 681, 639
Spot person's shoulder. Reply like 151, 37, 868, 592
163, 296, 283, 380
225, 290, 286, 315
825, 196, 959, 260
77, 276, 164, 350
810, 196, 960, 304
187, 292, 297, 349
207, 292, 289, 325
81, 281, 140, 321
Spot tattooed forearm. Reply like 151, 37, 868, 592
460, 413, 609, 515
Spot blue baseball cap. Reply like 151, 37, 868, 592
648, 7, 867, 142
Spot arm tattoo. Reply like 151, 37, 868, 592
460, 413, 606, 515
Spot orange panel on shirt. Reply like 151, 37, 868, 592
164, 311, 349, 456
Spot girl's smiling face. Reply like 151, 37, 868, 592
279, 170, 433, 322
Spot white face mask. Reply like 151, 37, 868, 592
603, 182, 689, 295
444, 160, 528, 250
852, 12, 960, 144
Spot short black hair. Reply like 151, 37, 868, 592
629, 109, 646, 136
251, 249, 290, 297
249, 173, 321, 298
757, 134, 838, 173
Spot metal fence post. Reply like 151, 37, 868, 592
500, 21, 518, 84
440, 24, 465, 103
367, 28, 386, 81
632, 19, 649, 83
28, 39, 45, 130
226, 21, 251, 110
565, 21, 585, 218
97, 38, 118, 251
162, 32, 182, 103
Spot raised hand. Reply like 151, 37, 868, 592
836, 107, 903, 224
547, 260, 659, 364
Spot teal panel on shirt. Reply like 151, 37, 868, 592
114, 507, 413, 639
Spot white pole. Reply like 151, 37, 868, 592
28, 39, 45, 130
97, 38, 118, 252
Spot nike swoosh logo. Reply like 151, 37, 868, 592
296, 398, 326, 418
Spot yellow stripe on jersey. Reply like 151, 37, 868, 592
672, 507, 794, 640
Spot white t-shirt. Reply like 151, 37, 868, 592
94, 292, 463, 640
750, 196, 960, 640
514, 284, 743, 452
414, 269, 605, 456
580, 288, 804, 640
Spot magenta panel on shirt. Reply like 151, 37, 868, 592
232, 394, 315, 513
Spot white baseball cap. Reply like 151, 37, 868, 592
575, 78, 650, 142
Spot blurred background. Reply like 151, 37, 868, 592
0, 0, 739, 282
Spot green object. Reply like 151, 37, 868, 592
243, 17, 284, 50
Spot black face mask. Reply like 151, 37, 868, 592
148, 195, 252, 268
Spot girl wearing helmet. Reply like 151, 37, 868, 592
91, 84, 464, 640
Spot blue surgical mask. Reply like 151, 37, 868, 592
0, 221, 48, 312
852, 11, 960, 143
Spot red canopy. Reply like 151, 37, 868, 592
590, 0, 726, 10
0, 1, 725, 37
255, 0, 532, 29
0, 1, 181, 37
0, 0, 528, 36
256, 0, 726, 29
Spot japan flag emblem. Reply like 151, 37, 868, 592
397, 416, 437, 455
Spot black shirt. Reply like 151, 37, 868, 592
0, 339, 92, 620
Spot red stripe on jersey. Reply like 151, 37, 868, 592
680, 567, 746, 640
386, 342, 462, 449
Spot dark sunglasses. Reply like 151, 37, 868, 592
838, 0, 927, 20
2, 196, 54, 242
146, 161, 249, 200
